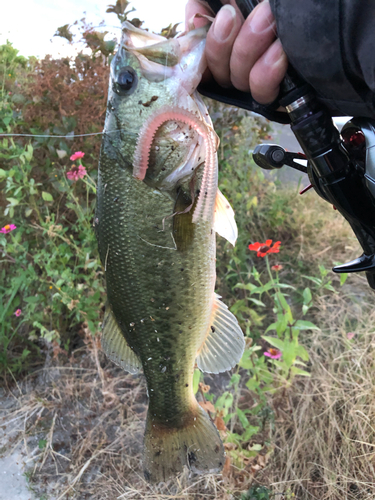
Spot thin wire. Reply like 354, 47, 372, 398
0, 131, 113, 138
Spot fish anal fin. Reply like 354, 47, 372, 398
196, 293, 245, 374
101, 305, 142, 374
213, 189, 238, 246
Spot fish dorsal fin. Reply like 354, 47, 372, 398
213, 189, 238, 246
196, 294, 245, 374
101, 305, 142, 374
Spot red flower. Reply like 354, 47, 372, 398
248, 239, 281, 257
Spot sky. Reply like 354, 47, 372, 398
1, 0, 186, 59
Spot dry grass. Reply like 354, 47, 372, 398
3, 172, 375, 499
266, 288, 375, 500
3, 285, 375, 500
1, 333, 255, 499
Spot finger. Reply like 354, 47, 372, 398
185, 0, 211, 30
230, 0, 277, 92
205, 4, 242, 87
249, 39, 288, 104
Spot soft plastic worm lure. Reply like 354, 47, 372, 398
133, 105, 218, 223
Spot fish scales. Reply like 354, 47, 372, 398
97, 161, 215, 419
95, 21, 245, 482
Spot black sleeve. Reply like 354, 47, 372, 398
269, 0, 375, 119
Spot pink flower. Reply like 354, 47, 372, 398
66, 164, 87, 181
70, 151, 85, 161
264, 348, 282, 360
271, 264, 283, 272
1, 224, 17, 234
14, 309, 22, 317
347, 332, 355, 340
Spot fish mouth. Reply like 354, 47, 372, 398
110, 21, 209, 86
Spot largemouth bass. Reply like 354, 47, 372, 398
95, 21, 245, 483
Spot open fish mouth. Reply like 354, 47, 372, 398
111, 21, 209, 89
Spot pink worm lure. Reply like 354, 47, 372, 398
133, 105, 217, 223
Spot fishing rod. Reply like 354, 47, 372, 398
199, 0, 375, 290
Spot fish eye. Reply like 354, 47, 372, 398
114, 66, 138, 95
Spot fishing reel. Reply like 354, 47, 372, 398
199, 0, 375, 290
253, 118, 375, 289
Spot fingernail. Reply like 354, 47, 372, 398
249, 0, 275, 34
265, 39, 285, 66
213, 5, 237, 42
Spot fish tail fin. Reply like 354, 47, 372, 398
143, 403, 224, 483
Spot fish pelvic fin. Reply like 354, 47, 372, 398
143, 404, 224, 483
213, 189, 238, 246
101, 305, 142, 374
196, 293, 245, 374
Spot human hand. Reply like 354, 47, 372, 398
185, 0, 288, 105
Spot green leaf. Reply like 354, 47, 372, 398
246, 377, 259, 392
265, 322, 277, 333
276, 313, 288, 337
242, 425, 260, 441
303, 287, 312, 304
38, 439, 47, 450
262, 336, 284, 351
296, 344, 309, 361
24, 296, 40, 304
229, 373, 241, 387
273, 283, 296, 290
193, 369, 201, 394
293, 320, 319, 330
21, 349, 30, 360
216, 391, 234, 411
6, 197, 19, 206
275, 292, 293, 322
290, 366, 311, 377
239, 350, 254, 370
249, 298, 266, 307
340, 273, 348, 286
236, 408, 249, 429
233, 282, 257, 292
282, 340, 298, 368
230, 299, 249, 315
42, 191, 53, 202
302, 275, 321, 286
319, 264, 328, 277
24, 144, 33, 162
0, 168, 6, 178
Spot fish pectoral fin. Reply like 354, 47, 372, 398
101, 305, 142, 374
213, 189, 238, 246
196, 293, 245, 374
